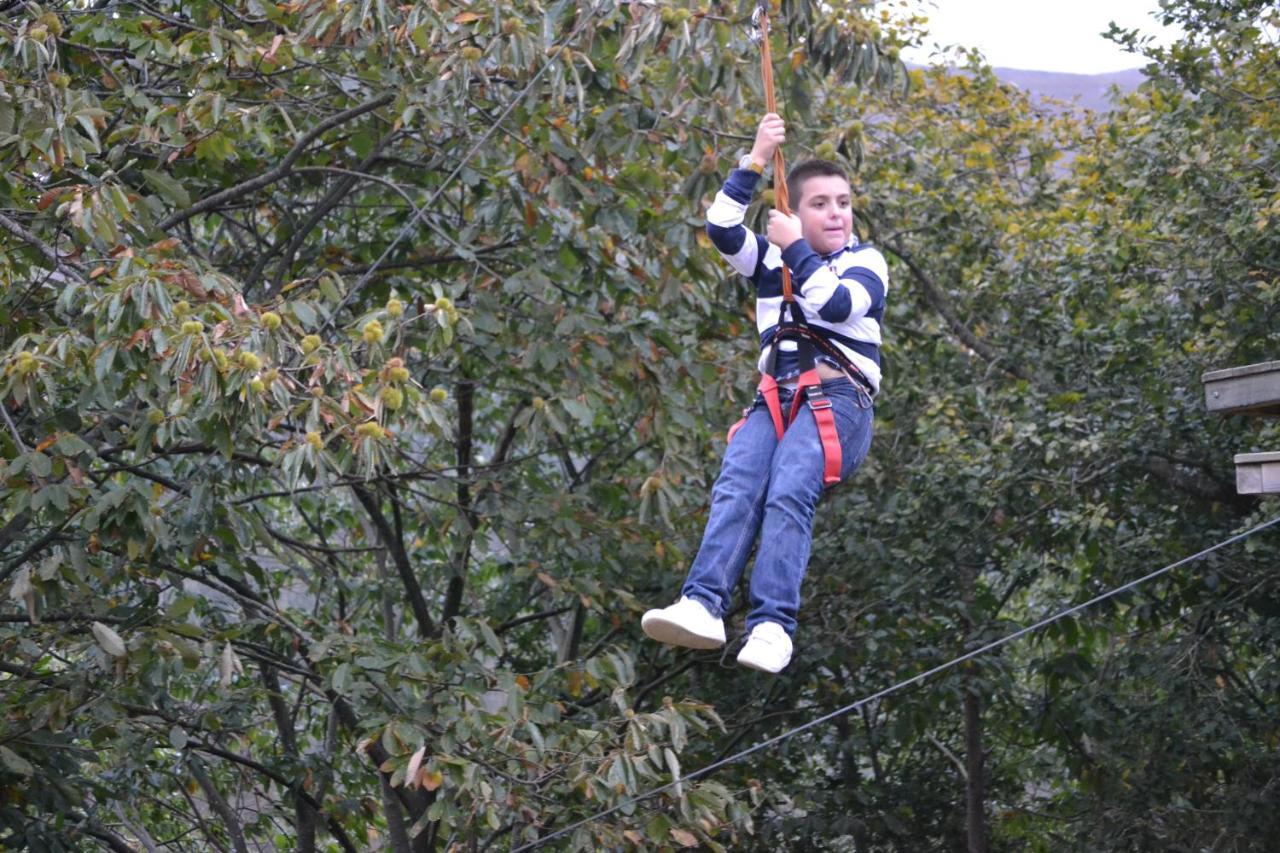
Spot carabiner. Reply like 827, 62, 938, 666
748, 3, 766, 44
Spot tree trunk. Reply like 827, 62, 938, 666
442, 378, 476, 627
964, 672, 988, 853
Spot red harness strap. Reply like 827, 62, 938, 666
792, 369, 843, 486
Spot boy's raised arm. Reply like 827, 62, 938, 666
705, 114, 787, 278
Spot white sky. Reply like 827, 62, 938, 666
900, 0, 1183, 74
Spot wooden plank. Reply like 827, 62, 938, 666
1203, 360, 1280, 415
1235, 451, 1280, 464
1203, 360, 1280, 382
1235, 455, 1280, 495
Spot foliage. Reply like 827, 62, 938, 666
0, 0, 900, 849
2, 0, 1279, 850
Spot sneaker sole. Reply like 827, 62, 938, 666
641, 613, 725, 650
736, 650, 791, 674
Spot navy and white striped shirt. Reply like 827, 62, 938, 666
706, 168, 888, 393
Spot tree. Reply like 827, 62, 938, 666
6, 0, 1279, 850
694, 1, 1280, 849
0, 0, 899, 849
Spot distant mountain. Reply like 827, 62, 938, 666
991, 66, 1147, 112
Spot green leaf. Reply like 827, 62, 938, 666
142, 169, 192, 207
332, 662, 351, 694
27, 451, 52, 478
291, 301, 317, 328
94, 342, 118, 382
0, 746, 33, 777
55, 433, 93, 457
478, 620, 503, 657
664, 746, 682, 797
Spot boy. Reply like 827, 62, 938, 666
641, 113, 888, 673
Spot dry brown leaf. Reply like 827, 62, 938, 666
669, 828, 699, 848
405, 746, 426, 788
263, 33, 284, 62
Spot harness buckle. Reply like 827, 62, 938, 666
808, 396, 832, 411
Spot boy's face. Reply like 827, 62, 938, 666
795, 175, 854, 255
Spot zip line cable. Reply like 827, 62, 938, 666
511, 512, 1280, 851
326, 1, 605, 326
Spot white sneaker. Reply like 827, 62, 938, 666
736, 622, 793, 673
641, 597, 726, 650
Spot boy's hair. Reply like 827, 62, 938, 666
786, 159, 848, 205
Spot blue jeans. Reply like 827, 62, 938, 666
681, 378, 874, 637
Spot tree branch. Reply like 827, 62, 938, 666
188, 756, 250, 853
333, 239, 520, 277
258, 135, 396, 297
322, 685, 435, 841
351, 484, 435, 638
0, 212, 86, 280
378, 774, 415, 853
496, 605, 573, 634
882, 241, 1028, 381
1135, 454, 1253, 508
80, 823, 138, 853
0, 513, 79, 588
442, 378, 476, 627
190, 742, 357, 853
156, 93, 394, 231
260, 664, 316, 853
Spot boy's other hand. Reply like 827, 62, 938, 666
767, 210, 803, 249
750, 113, 786, 166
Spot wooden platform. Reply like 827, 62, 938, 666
1235, 451, 1280, 495
1203, 361, 1280, 416
1203, 360, 1280, 496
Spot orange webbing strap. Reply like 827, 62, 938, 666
755, 6, 794, 303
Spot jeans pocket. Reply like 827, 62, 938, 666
833, 399, 874, 478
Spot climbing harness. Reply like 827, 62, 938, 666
728, 3, 872, 487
